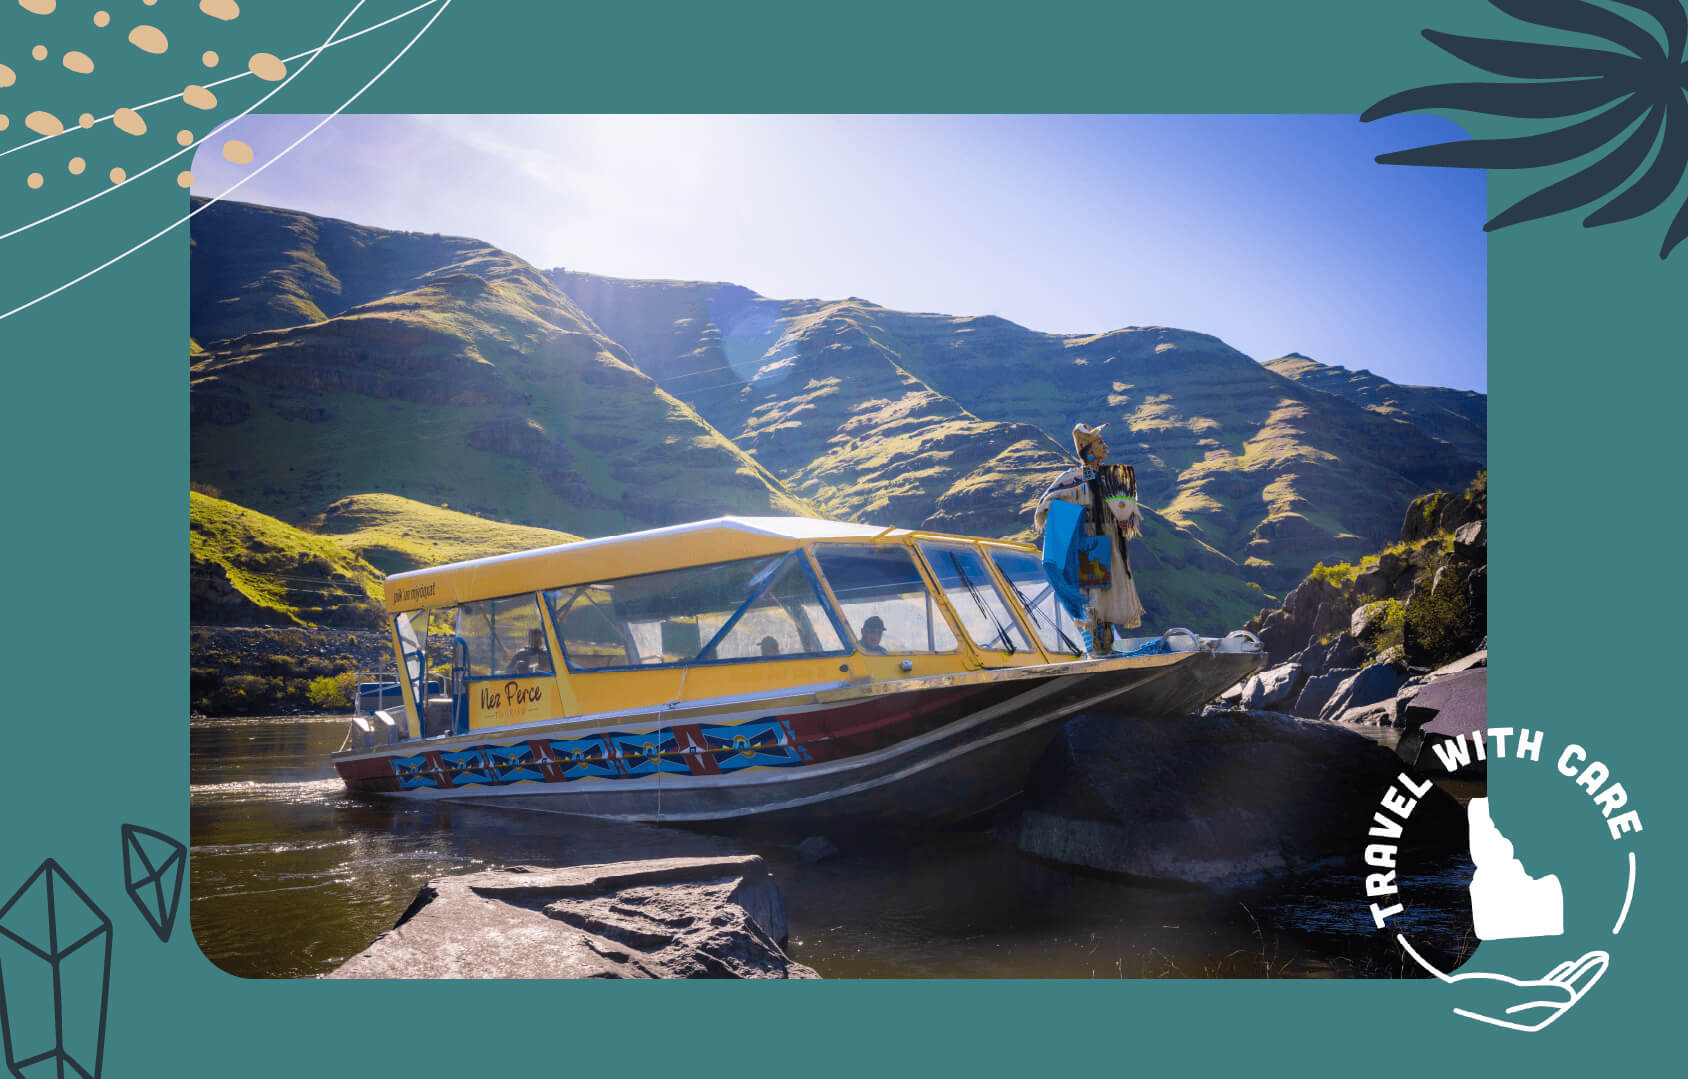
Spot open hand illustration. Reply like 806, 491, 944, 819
1399, 936, 1609, 1033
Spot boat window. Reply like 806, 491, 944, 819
392, 607, 459, 734
918, 542, 1034, 654
542, 551, 848, 671
701, 553, 846, 660
395, 610, 427, 705
457, 594, 553, 678
811, 544, 959, 654
549, 584, 633, 669
988, 549, 1083, 656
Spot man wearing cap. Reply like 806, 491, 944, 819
858, 615, 889, 654
1033, 422, 1145, 656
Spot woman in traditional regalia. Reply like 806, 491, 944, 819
1033, 422, 1144, 656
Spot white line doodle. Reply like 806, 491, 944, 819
0, 1, 446, 163
0, 0, 454, 324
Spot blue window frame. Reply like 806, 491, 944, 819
543, 551, 848, 672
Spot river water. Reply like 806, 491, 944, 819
190, 715, 1479, 979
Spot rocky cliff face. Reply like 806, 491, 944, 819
1247, 472, 1487, 670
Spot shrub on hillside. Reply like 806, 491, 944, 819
1307, 561, 1359, 588
305, 671, 361, 711
1404, 571, 1482, 668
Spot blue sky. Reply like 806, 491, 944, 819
193, 114, 1486, 392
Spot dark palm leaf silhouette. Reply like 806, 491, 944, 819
1364, 0, 1688, 258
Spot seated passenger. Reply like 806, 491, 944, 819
859, 615, 889, 654
759, 636, 781, 656
507, 629, 549, 674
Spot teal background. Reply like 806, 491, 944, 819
1, 0, 1679, 1071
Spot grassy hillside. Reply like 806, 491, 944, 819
1264, 353, 1487, 463
190, 490, 384, 627
552, 273, 1481, 596
186, 200, 1483, 639
306, 492, 582, 574
189, 197, 517, 344
191, 203, 819, 537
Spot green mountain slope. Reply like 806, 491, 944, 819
186, 200, 1481, 638
191, 202, 818, 537
190, 490, 384, 627
551, 273, 1481, 596
306, 492, 582, 574
189, 197, 512, 344
1264, 353, 1487, 463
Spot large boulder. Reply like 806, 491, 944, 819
1000, 709, 1466, 885
1240, 661, 1303, 710
1453, 518, 1486, 557
1319, 661, 1407, 722
1295, 631, 1366, 677
1291, 667, 1357, 718
1402, 491, 1443, 544
1350, 601, 1395, 642
330, 857, 818, 979
1352, 567, 1389, 600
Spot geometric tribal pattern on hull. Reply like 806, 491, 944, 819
336, 681, 1010, 794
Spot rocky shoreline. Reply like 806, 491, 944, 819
190, 625, 395, 716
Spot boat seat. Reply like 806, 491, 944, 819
422, 696, 455, 737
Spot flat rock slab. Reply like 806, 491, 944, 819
1002, 708, 1466, 886
330, 856, 818, 979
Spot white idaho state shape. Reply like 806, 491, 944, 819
1468, 797, 1563, 940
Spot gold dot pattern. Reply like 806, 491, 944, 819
24, 110, 64, 136
247, 52, 286, 81
27, 172, 44, 189
0, 115, 8, 131
109, 166, 125, 184
128, 25, 168, 54
19, 0, 57, 16
0, 64, 13, 87
77, 112, 94, 128
68, 156, 85, 175
177, 170, 194, 188
113, 107, 146, 136
177, 128, 193, 146
62, 51, 95, 75
199, 0, 240, 21
31, 45, 48, 61
183, 84, 217, 110
222, 139, 254, 164
202, 50, 219, 67
93, 10, 109, 28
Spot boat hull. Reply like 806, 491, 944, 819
333, 651, 1262, 827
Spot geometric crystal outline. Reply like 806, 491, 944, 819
0, 858, 113, 1079
119, 825, 185, 945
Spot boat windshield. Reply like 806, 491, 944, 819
810, 544, 959, 654
543, 550, 847, 671
987, 549, 1084, 656
392, 606, 463, 736
917, 541, 1034, 655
